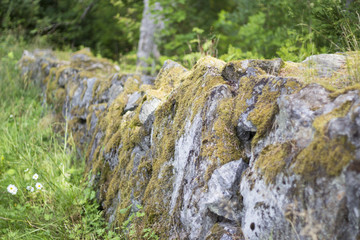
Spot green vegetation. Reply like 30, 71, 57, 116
0, 35, 118, 239
1, 0, 360, 239
1, 0, 359, 65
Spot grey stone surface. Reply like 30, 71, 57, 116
139, 97, 162, 124
205, 159, 248, 221
124, 91, 142, 112
302, 53, 346, 77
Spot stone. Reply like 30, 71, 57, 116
302, 53, 346, 77
222, 58, 283, 84
139, 97, 162, 124
205, 159, 248, 221
124, 91, 142, 112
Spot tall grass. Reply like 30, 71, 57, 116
0, 35, 117, 239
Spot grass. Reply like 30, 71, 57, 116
0, 35, 119, 239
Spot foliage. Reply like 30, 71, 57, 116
151, 0, 235, 57
119, 204, 159, 240
1, 0, 360, 65
0, 35, 118, 240
0, 0, 143, 60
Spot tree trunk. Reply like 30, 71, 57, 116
136, 0, 163, 74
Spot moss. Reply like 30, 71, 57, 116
154, 60, 188, 93
72, 48, 94, 57
293, 101, 355, 179
204, 163, 218, 185
328, 83, 360, 99
233, 75, 301, 145
54, 88, 66, 111
255, 100, 355, 183
206, 223, 227, 240
206, 223, 243, 240
201, 96, 244, 183
315, 100, 352, 130
247, 82, 280, 144
280, 54, 360, 90
294, 136, 355, 179
25, 48, 360, 238
80, 79, 88, 101
255, 142, 293, 184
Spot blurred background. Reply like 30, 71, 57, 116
1, 0, 359, 70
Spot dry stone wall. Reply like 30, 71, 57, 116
19, 49, 360, 239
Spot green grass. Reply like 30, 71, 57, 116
0, 35, 119, 239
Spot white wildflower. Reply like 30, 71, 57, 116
32, 173, 38, 180
24, 168, 29, 172
35, 182, 43, 190
7, 184, 18, 195
26, 186, 34, 192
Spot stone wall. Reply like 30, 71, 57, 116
19, 49, 360, 239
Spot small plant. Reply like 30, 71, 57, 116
182, 27, 220, 68
119, 204, 159, 240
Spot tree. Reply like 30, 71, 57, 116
136, 0, 163, 73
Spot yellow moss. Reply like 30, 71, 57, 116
72, 48, 94, 57
293, 101, 355, 179
201, 97, 243, 181
247, 84, 280, 144
54, 88, 66, 110
124, 77, 140, 92
80, 80, 88, 101
329, 83, 360, 99
155, 60, 188, 92
205, 223, 243, 240
294, 136, 355, 179
313, 101, 353, 133
255, 143, 293, 184
233, 76, 301, 145
53, 51, 71, 61
45, 68, 64, 105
